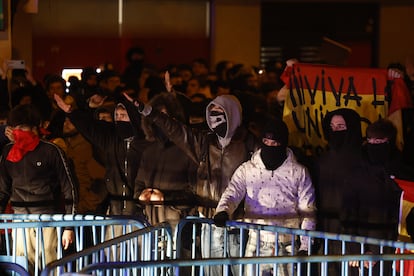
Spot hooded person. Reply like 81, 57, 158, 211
132, 93, 260, 276
316, 108, 363, 233
134, 93, 198, 274
259, 118, 289, 170
53, 94, 148, 218
135, 92, 197, 214
315, 108, 381, 275
363, 119, 414, 180
321, 107, 362, 152
214, 118, 316, 275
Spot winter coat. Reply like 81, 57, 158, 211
0, 140, 77, 214
67, 105, 148, 216
143, 94, 259, 218
64, 133, 108, 214
315, 108, 365, 233
216, 148, 316, 250
134, 93, 198, 211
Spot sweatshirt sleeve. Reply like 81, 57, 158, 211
215, 164, 247, 218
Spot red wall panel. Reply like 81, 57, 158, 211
32, 36, 210, 82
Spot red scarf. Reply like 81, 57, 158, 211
6, 129, 40, 162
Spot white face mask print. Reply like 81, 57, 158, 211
209, 106, 227, 138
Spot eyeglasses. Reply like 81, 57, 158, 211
366, 137, 389, 144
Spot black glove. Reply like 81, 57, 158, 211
213, 211, 229, 227
133, 99, 144, 112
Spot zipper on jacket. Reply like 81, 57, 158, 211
123, 137, 133, 210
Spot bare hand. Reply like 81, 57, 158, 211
54, 94, 72, 113
138, 188, 164, 202
286, 58, 299, 67
164, 71, 172, 93
138, 188, 153, 202
62, 229, 74, 250
5, 126, 14, 142
349, 251, 376, 269
88, 94, 107, 108
149, 189, 164, 202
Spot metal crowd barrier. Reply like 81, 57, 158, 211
53, 217, 414, 276
0, 214, 156, 276
3, 215, 414, 276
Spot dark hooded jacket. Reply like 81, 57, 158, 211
142, 94, 260, 218
315, 108, 365, 233
134, 93, 198, 209
67, 100, 148, 216
316, 108, 402, 243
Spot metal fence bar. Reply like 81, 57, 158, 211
0, 214, 150, 276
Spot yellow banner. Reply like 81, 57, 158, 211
282, 63, 389, 154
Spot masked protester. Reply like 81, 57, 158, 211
131, 92, 260, 276
214, 118, 316, 276
54, 94, 147, 218
0, 104, 77, 274
364, 119, 414, 180
314, 108, 364, 275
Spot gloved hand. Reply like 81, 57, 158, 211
213, 211, 229, 227
123, 92, 144, 112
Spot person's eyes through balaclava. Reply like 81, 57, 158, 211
209, 110, 227, 138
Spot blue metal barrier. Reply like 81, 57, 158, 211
3, 215, 414, 275
0, 214, 151, 276
41, 223, 173, 276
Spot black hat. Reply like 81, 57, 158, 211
262, 118, 288, 147
8, 104, 41, 128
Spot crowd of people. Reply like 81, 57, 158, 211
0, 47, 414, 275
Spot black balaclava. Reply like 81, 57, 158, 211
115, 121, 134, 139
209, 110, 227, 138
322, 108, 362, 151
366, 143, 391, 165
260, 119, 289, 170
328, 130, 347, 151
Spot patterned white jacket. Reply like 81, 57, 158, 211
216, 148, 316, 250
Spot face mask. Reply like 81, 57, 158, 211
209, 110, 227, 138
328, 130, 347, 150
366, 143, 391, 165
260, 145, 287, 170
115, 121, 134, 139
7, 129, 40, 162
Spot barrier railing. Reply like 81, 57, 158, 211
3, 215, 414, 276
0, 214, 156, 276
66, 218, 414, 276
41, 223, 174, 276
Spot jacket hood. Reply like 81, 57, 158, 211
206, 94, 242, 147
322, 108, 362, 149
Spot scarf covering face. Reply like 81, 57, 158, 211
209, 110, 227, 138
7, 129, 40, 162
